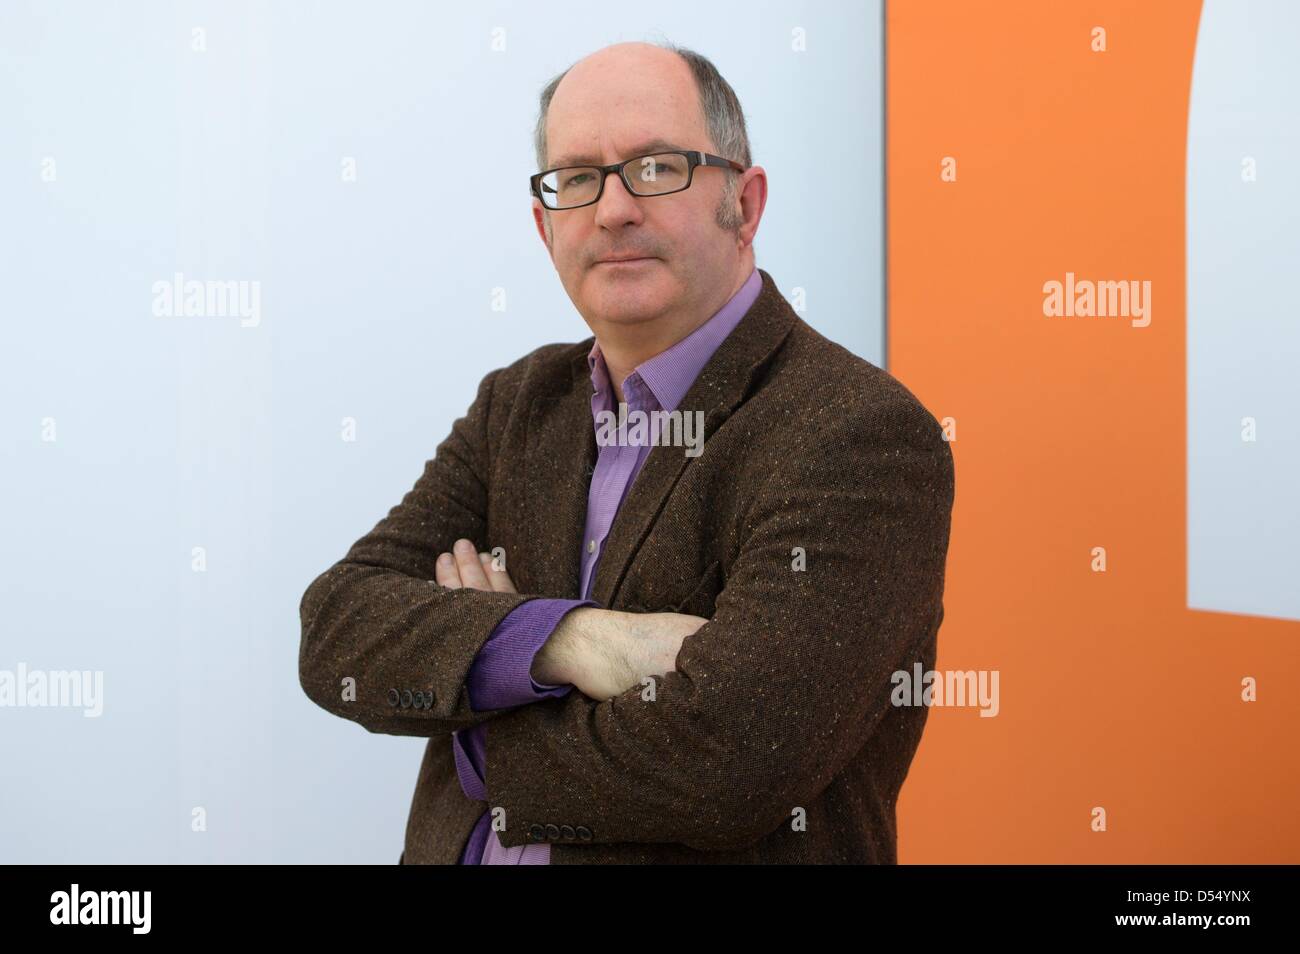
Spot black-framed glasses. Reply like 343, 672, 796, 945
530, 150, 746, 210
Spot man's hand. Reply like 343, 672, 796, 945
536, 607, 708, 701
434, 538, 517, 592
434, 536, 708, 701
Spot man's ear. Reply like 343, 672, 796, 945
532, 200, 552, 254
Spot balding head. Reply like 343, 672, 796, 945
527, 39, 766, 367
534, 40, 751, 240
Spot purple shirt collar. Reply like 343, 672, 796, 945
587, 266, 761, 414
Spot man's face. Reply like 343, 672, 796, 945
532, 46, 742, 333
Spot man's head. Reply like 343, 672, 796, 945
531, 40, 766, 338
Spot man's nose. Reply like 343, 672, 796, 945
592, 169, 643, 228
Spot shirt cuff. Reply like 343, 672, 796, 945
465, 598, 596, 711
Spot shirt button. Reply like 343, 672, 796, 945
587, 539, 596, 553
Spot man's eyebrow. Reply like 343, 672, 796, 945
548, 139, 690, 168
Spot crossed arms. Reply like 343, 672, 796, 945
297, 368, 704, 735
298, 365, 954, 850
431, 538, 707, 702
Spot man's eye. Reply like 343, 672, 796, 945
565, 173, 592, 187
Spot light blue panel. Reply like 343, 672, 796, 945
1187, 0, 1300, 622
0, 1, 882, 862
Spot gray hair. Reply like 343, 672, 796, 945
533, 40, 751, 237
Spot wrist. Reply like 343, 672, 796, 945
531, 607, 603, 686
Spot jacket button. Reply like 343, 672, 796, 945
528, 824, 546, 842
400, 689, 413, 708
388, 688, 401, 707
576, 825, 593, 841
423, 691, 433, 709
545, 824, 560, 841
560, 825, 576, 841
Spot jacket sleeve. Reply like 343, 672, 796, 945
298, 366, 542, 737
482, 395, 955, 851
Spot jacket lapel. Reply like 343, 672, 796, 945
589, 268, 797, 608
523, 349, 598, 599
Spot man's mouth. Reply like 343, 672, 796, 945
595, 257, 656, 267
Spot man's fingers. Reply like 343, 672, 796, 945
437, 542, 516, 593
479, 552, 518, 594
434, 552, 462, 589
452, 539, 492, 590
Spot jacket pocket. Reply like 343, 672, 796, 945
669, 559, 723, 618
622, 559, 723, 618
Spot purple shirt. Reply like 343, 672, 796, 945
451, 266, 762, 864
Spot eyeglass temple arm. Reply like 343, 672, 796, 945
698, 152, 747, 172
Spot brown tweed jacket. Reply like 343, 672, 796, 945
298, 267, 955, 864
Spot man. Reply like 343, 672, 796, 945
298, 39, 955, 864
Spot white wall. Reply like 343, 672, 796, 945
0, 0, 883, 862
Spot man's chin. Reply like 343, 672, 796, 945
582, 272, 670, 315
586, 305, 665, 328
